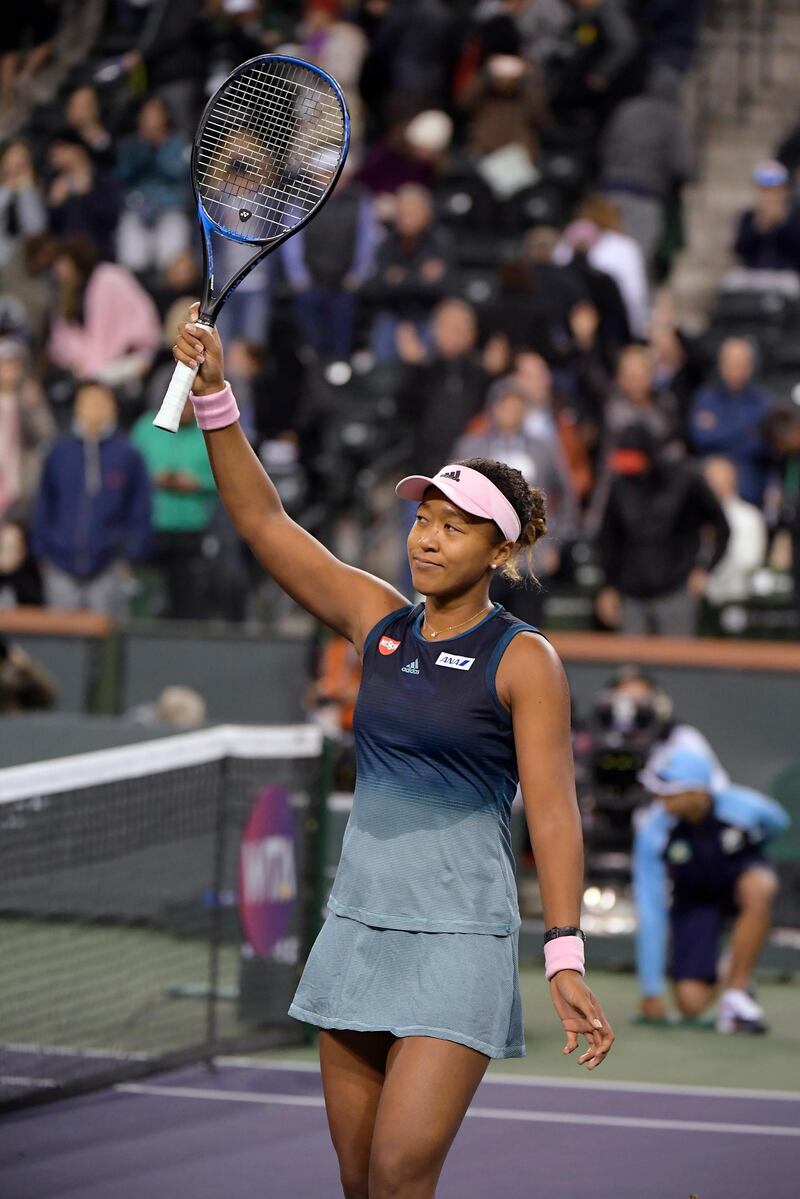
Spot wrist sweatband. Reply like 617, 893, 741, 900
544, 935, 586, 980
190, 380, 240, 430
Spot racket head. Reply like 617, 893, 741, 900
192, 54, 350, 251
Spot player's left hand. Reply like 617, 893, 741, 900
549, 970, 614, 1070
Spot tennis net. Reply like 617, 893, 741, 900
0, 723, 328, 1112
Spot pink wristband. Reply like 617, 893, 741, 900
544, 935, 586, 981
190, 380, 240, 430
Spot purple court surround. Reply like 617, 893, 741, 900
1, 1062, 797, 1198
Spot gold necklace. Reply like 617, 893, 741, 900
423, 603, 491, 639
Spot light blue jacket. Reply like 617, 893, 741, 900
633, 785, 789, 996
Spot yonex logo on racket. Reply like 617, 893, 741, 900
239, 208, 252, 222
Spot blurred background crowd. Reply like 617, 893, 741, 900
1, 0, 800, 639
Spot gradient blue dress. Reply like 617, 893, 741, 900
288, 602, 538, 1058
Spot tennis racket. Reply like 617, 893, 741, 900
154, 54, 350, 432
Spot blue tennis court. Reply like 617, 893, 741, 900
2, 1059, 797, 1199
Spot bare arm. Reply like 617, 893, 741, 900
497, 633, 583, 928
497, 633, 614, 1070
174, 311, 408, 651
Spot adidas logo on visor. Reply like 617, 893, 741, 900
401, 659, 420, 675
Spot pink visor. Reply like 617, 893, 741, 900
395, 464, 522, 543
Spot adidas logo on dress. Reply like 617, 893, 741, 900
401, 659, 420, 675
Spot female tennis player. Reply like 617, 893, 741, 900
174, 305, 614, 1199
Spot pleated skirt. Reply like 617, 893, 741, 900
288, 912, 526, 1059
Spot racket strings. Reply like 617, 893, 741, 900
196, 60, 345, 243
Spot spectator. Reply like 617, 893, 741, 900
764, 408, 800, 615
120, 0, 207, 137
0, 513, 43, 606
397, 298, 487, 477
557, 204, 649, 338
282, 167, 380, 359
559, 299, 612, 473
300, 1, 369, 145
596, 422, 730, 636
0, 635, 57, 712
0, 139, 47, 273
688, 338, 773, 508
702, 457, 767, 606
479, 256, 564, 367
733, 161, 800, 273
459, 53, 549, 161
0, 337, 54, 518
356, 110, 453, 200
45, 130, 120, 261
47, 235, 161, 386
599, 64, 692, 268
367, 184, 453, 360
634, 747, 789, 1033
130, 397, 218, 621
454, 376, 577, 624
547, 0, 638, 118
514, 348, 593, 502
115, 96, 190, 273
604, 344, 682, 453
64, 84, 114, 168
648, 317, 703, 433
359, 0, 457, 133
31, 381, 151, 617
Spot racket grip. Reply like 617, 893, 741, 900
153, 359, 200, 432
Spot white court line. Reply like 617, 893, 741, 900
216, 1057, 800, 1103
0, 1076, 58, 1089
114, 1083, 800, 1137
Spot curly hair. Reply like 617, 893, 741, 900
458, 456, 547, 583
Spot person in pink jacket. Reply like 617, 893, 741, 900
47, 235, 161, 387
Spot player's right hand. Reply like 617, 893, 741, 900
173, 302, 225, 396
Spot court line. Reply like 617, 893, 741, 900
216, 1057, 800, 1102
114, 1083, 800, 1137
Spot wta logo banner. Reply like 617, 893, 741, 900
239, 786, 298, 959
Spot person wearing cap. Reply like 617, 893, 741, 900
172, 310, 614, 1197
733, 159, 800, 272
634, 747, 789, 1033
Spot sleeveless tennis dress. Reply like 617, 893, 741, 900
288, 602, 539, 1058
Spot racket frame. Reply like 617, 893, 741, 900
154, 54, 350, 431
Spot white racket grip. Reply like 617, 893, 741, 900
153, 359, 199, 432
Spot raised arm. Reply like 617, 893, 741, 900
173, 310, 408, 652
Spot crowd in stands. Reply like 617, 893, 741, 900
0, 0, 799, 636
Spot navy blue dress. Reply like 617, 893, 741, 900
288, 602, 539, 1058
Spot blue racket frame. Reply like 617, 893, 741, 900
191, 54, 351, 324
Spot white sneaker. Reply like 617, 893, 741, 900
716, 988, 769, 1034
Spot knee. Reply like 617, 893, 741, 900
369, 1146, 434, 1199
737, 869, 779, 910
674, 982, 713, 1017
340, 1169, 370, 1199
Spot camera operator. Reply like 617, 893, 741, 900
575, 665, 728, 877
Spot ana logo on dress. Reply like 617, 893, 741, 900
379, 636, 401, 655
435, 653, 475, 671
401, 659, 420, 675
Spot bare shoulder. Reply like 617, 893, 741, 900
495, 631, 569, 713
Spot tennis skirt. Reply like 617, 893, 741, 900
288, 913, 526, 1059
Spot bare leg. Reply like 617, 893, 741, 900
725, 868, 778, 991
673, 979, 717, 1017
318, 1028, 394, 1199
369, 1036, 490, 1199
